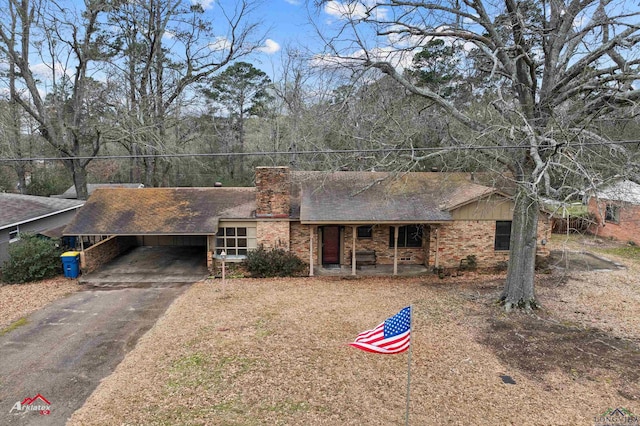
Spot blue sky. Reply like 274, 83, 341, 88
256, 0, 318, 49
246, 0, 323, 68
186, 0, 329, 77
219, 0, 364, 75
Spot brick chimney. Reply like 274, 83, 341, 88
255, 167, 291, 218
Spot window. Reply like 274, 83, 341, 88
357, 226, 373, 239
495, 221, 512, 251
389, 225, 423, 248
216, 227, 248, 257
605, 204, 620, 223
9, 227, 19, 243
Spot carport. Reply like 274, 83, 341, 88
77, 245, 210, 286
63, 186, 256, 274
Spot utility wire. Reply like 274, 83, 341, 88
1, 139, 640, 162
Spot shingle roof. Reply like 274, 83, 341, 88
592, 180, 640, 204
52, 183, 144, 199
291, 171, 498, 223
63, 187, 255, 235
0, 193, 85, 229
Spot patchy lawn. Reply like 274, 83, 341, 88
68, 246, 640, 426
0, 276, 79, 330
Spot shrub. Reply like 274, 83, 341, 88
244, 246, 306, 278
459, 254, 478, 271
2, 234, 64, 283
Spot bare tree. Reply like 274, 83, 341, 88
106, 0, 263, 187
0, 0, 115, 199
315, 0, 640, 310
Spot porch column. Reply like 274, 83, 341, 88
393, 225, 399, 276
352, 226, 357, 276
434, 227, 440, 269
309, 226, 315, 277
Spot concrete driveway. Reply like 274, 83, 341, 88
0, 246, 208, 425
80, 245, 209, 287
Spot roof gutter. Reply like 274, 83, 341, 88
299, 220, 452, 225
63, 232, 217, 237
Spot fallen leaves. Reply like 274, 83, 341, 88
0, 276, 79, 329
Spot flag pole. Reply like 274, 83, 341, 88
405, 304, 413, 426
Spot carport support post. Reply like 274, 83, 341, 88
393, 225, 399, 276
309, 226, 315, 277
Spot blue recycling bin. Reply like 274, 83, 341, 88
61, 251, 81, 279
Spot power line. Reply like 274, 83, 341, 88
1, 139, 640, 162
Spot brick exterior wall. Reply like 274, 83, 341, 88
429, 216, 550, 269
257, 221, 290, 250
255, 167, 290, 218
588, 198, 640, 244
80, 236, 137, 273
288, 217, 551, 270
429, 221, 509, 269
290, 222, 313, 263
430, 217, 550, 269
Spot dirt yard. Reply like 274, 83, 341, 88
67, 235, 639, 425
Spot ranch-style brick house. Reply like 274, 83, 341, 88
63, 166, 551, 275
587, 179, 640, 245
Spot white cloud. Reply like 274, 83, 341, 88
31, 62, 70, 79
191, 0, 215, 11
284, 0, 301, 5
163, 30, 175, 40
324, 1, 386, 21
209, 36, 231, 51
257, 39, 281, 54
573, 13, 588, 30
312, 46, 414, 71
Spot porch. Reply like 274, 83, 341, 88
314, 263, 431, 277
299, 223, 437, 277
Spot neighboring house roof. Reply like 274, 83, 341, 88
0, 193, 84, 230
591, 180, 640, 204
39, 225, 67, 239
63, 187, 255, 235
291, 171, 500, 223
52, 183, 144, 199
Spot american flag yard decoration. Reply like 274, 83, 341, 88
350, 306, 411, 354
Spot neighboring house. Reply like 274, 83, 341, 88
0, 193, 84, 265
52, 183, 144, 199
63, 167, 551, 275
587, 179, 640, 244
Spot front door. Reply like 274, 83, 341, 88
322, 226, 340, 264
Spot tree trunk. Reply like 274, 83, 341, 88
71, 161, 89, 200
502, 188, 539, 310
